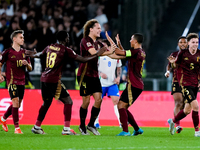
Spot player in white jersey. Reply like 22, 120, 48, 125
95, 39, 122, 128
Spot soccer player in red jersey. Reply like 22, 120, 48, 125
106, 32, 145, 136
164, 36, 187, 133
168, 33, 200, 137
0, 30, 32, 134
77, 19, 114, 135
26, 30, 106, 135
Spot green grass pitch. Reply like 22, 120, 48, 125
0, 125, 200, 150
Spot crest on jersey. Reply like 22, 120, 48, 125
22, 53, 25, 58
197, 56, 200, 62
86, 42, 92, 47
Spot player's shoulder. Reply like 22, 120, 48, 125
1, 47, 13, 54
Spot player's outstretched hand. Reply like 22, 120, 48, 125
106, 31, 115, 45
115, 34, 120, 44
25, 49, 37, 57
167, 56, 176, 63
97, 47, 107, 56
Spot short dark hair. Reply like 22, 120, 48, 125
10, 30, 24, 41
186, 33, 199, 42
101, 39, 110, 46
134, 33, 144, 44
56, 30, 69, 42
177, 36, 186, 42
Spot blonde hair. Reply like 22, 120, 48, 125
186, 33, 199, 42
10, 30, 24, 41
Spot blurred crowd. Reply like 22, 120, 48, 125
0, 0, 118, 76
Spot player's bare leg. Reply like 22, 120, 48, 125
111, 96, 120, 126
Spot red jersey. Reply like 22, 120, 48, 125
169, 51, 180, 82
77, 36, 104, 77
125, 48, 146, 90
176, 49, 200, 87
40, 43, 78, 83
0, 47, 30, 85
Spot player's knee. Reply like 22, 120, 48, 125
12, 98, 20, 108
184, 108, 191, 115
193, 105, 199, 112
112, 99, 119, 105
95, 98, 102, 104
42, 100, 52, 108
175, 101, 183, 109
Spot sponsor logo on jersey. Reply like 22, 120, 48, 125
184, 57, 188, 60
11, 55, 16, 58
86, 42, 92, 47
50, 46, 60, 51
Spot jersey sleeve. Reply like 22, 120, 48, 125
117, 59, 122, 67
41, 46, 49, 55
0, 49, 9, 64
125, 49, 138, 57
175, 50, 183, 64
66, 48, 78, 60
82, 38, 94, 51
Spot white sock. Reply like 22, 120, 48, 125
34, 125, 41, 129
94, 114, 100, 125
64, 127, 70, 131
1, 116, 6, 122
114, 105, 120, 124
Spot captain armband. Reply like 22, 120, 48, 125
126, 50, 131, 57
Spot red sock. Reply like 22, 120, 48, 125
12, 107, 19, 128
3, 104, 13, 120
119, 108, 128, 132
173, 110, 186, 123
127, 110, 139, 131
36, 105, 50, 126
64, 104, 72, 127
175, 120, 180, 127
192, 110, 199, 131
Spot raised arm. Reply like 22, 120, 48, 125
115, 34, 124, 50
167, 56, 177, 68
105, 31, 126, 56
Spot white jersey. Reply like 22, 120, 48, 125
98, 56, 122, 87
